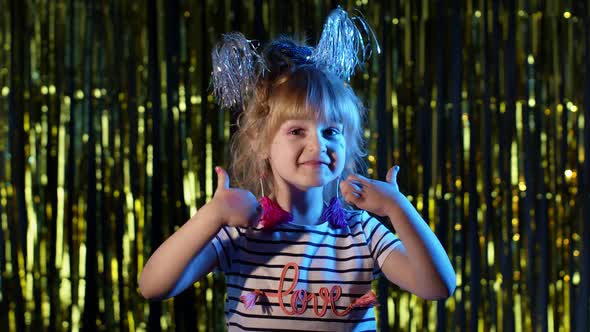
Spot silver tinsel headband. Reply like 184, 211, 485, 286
211, 7, 380, 109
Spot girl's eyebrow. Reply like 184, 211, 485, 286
282, 119, 309, 126
282, 119, 342, 128
323, 122, 344, 129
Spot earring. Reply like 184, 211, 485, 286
320, 178, 346, 228
258, 174, 293, 229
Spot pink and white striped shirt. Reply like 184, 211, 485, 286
211, 209, 402, 332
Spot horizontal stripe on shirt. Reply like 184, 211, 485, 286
227, 308, 376, 323
236, 245, 373, 261
224, 271, 372, 285
233, 259, 373, 273
227, 321, 327, 332
241, 235, 368, 249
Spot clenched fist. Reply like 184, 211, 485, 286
209, 167, 262, 228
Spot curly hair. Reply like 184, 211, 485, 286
229, 38, 367, 199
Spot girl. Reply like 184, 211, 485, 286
139, 8, 455, 331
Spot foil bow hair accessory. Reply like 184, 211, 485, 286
311, 7, 380, 82
211, 32, 264, 109
211, 7, 379, 109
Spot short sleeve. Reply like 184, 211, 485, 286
210, 225, 241, 272
360, 210, 403, 269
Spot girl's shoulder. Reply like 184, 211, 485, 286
346, 207, 377, 218
343, 208, 376, 228
344, 209, 395, 237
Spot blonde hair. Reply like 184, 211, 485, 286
230, 41, 367, 198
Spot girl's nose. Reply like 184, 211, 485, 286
307, 132, 327, 152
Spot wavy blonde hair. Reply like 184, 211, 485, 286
229, 41, 367, 199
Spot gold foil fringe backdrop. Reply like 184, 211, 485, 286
1, 1, 589, 331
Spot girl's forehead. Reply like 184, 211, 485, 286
280, 117, 342, 126
277, 105, 343, 122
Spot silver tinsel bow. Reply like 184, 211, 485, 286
211, 8, 379, 109
311, 7, 380, 82
211, 32, 262, 109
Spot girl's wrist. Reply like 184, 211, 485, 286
197, 199, 228, 228
384, 191, 409, 217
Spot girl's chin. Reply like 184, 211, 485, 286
274, 170, 341, 191
292, 178, 337, 190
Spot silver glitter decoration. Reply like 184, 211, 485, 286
311, 7, 380, 82
211, 32, 262, 109
210, 8, 379, 110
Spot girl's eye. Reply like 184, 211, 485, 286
289, 128, 304, 136
324, 127, 341, 137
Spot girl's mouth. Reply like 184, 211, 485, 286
301, 160, 329, 167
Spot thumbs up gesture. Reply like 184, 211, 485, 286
211, 167, 261, 228
339, 165, 403, 217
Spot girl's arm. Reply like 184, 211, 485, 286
139, 167, 261, 300
341, 166, 456, 300
379, 192, 456, 300
139, 201, 224, 300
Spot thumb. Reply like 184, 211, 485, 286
386, 165, 400, 184
215, 166, 230, 193
386, 166, 394, 183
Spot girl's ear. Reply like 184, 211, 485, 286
259, 142, 268, 159
251, 134, 269, 160
257, 141, 269, 159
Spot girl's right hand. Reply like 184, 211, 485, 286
210, 166, 261, 228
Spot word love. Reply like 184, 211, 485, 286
240, 262, 378, 317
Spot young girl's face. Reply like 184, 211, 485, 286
267, 117, 346, 191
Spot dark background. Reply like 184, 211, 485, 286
1, 0, 589, 331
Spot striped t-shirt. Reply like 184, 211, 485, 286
211, 209, 402, 332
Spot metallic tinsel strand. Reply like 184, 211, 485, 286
211, 32, 262, 109
311, 7, 380, 82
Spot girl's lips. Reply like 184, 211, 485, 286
300, 161, 331, 170
301, 160, 329, 166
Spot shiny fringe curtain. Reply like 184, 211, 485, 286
1, 0, 589, 331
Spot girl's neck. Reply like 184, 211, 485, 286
273, 186, 325, 225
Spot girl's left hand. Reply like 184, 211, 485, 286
340, 165, 402, 217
